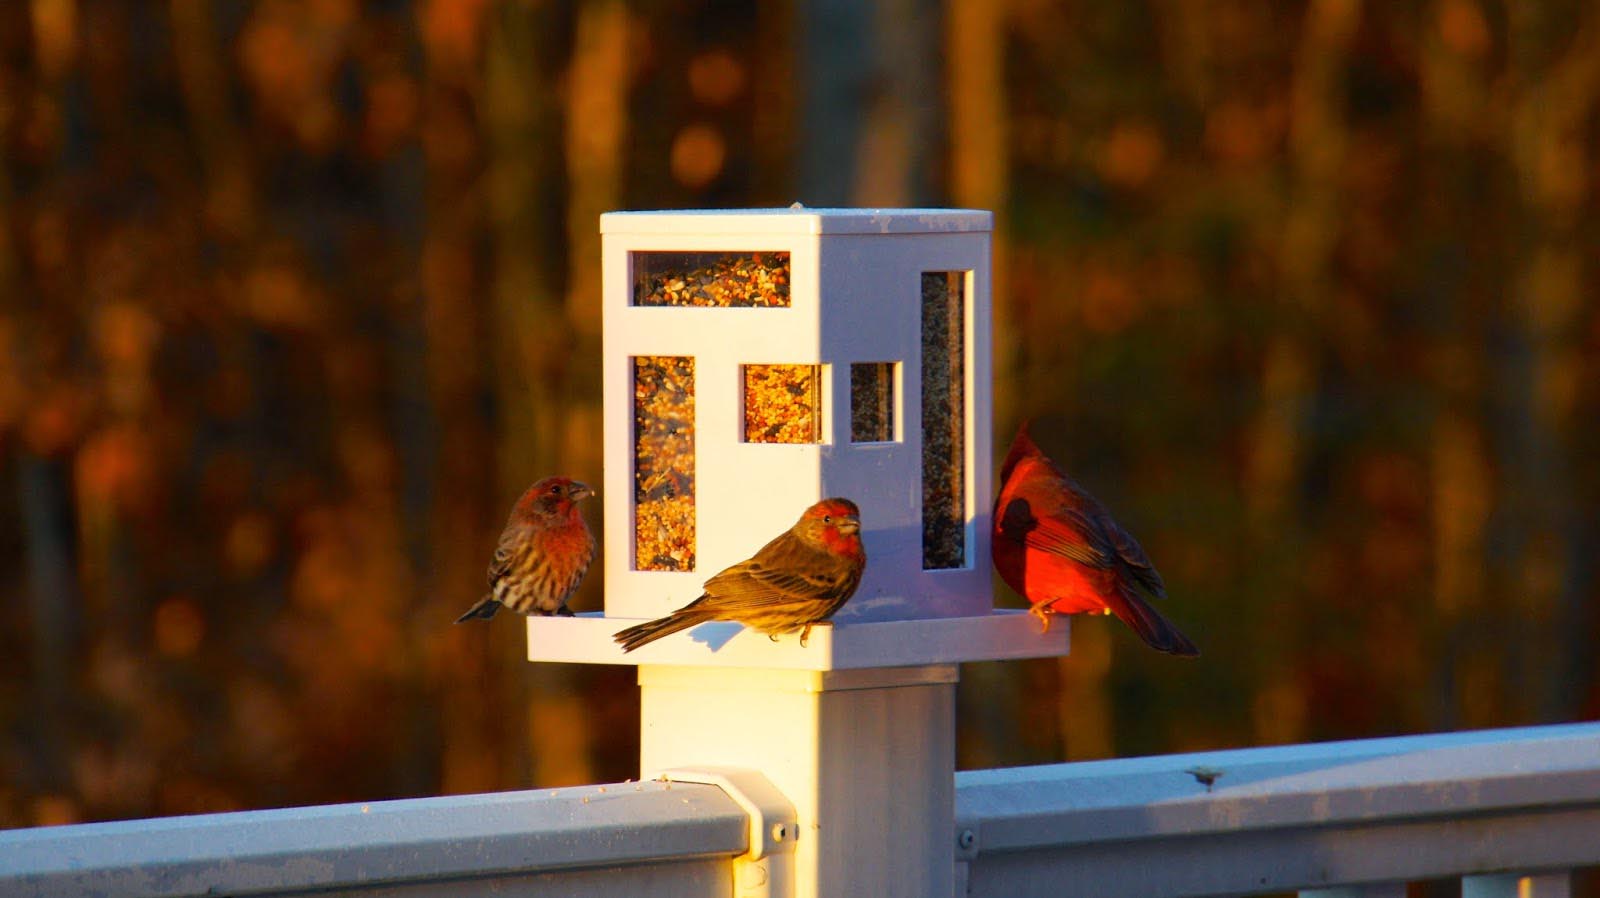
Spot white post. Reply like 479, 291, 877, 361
1463, 873, 1573, 898
639, 664, 956, 898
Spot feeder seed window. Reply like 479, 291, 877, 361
850, 362, 897, 443
921, 272, 967, 570
632, 251, 791, 307
744, 364, 822, 443
633, 355, 696, 571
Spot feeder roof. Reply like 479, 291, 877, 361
600, 207, 992, 236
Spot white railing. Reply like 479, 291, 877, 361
3, 723, 1597, 898
0, 781, 749, 898
956, 722, 1600, 898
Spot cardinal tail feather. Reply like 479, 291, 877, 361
613, 610, 710, 653
1111, 587, 1199, 657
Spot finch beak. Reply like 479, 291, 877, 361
837, 516, 861, 535
570, 482, 595, 501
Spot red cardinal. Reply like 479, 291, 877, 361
614, 498, 865, 652
992, 423, 1198, 656
456, 476, 596, 622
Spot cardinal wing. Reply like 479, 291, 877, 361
996, 492, 1116, 570
1103, 516, 1166, 597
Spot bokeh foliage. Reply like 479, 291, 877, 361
1, 0, 1597, 827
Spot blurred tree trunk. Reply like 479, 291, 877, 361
372, 0, 442, 801
1245, 0, 1361, 745
797, 0, 941, 205
17, 452, 80, 793
415, 1, 498, 796
565, 0, 626, 345
483, 0, 599, 789
858, 0, 941, 205
1499, 5, 1600, 723
944, 0, 1057, 763
7, 0, 82, 803
169, 0, 254, 239
752, 2, 798, 202
561, 0, 622, 495
796, 0, 868, 204
950, 0, 1009, 414
1418, 0, 1495, 731
550, 0, 630, 785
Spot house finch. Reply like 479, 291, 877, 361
613, 498, 865, 652
993, 422, 1199, 657
455, 476, 595, 623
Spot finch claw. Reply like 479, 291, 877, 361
769, 633, 781, 643
800, 625, 812, 647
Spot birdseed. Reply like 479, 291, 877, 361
632, 251, 791, 307
850, 362, 895, 442
634, 355, 696, 571
743, 364, 821, 443
921, 272, 965, 569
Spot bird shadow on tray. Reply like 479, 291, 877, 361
686, 621, 744, 651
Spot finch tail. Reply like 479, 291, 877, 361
455, 596, 501, 624
613, 609, 711, 653
1109, 587, 1199, 657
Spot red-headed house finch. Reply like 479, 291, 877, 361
992, 423, 1198, 657
614, 498, 865, 652
456, 476, 596, 623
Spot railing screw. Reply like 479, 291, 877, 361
958, 829, 976, 850
771, 823, 788, 842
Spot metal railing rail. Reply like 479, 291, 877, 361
0, 780, 747, 898
4, 723, 1599, 898
955, 722, 1600, 898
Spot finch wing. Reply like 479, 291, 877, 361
699, 556, 852, 609
487, 525, 527, 584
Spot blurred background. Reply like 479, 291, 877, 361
1, 0, 1598, 829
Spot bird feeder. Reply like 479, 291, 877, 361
525, 208, 1067, 898
527, 207, 1065, 668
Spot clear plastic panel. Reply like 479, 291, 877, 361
850, 362, 896, 443
743, 364, 822, 443
632, 251, 791, 307
633, 355, 695, 571
921, 272, 966, 569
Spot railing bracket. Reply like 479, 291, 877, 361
649, 766, 798, 898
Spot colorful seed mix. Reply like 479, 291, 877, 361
743, 364, 821, 443
633, 355, 696, 571
632, 252, 791, 307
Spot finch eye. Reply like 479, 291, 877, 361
549, 485, 562, 495
823, 515, 832, 524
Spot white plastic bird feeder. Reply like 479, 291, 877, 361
529, 207, 1066, 668
605, 207, 991, 622
526, 208, 1067, 898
